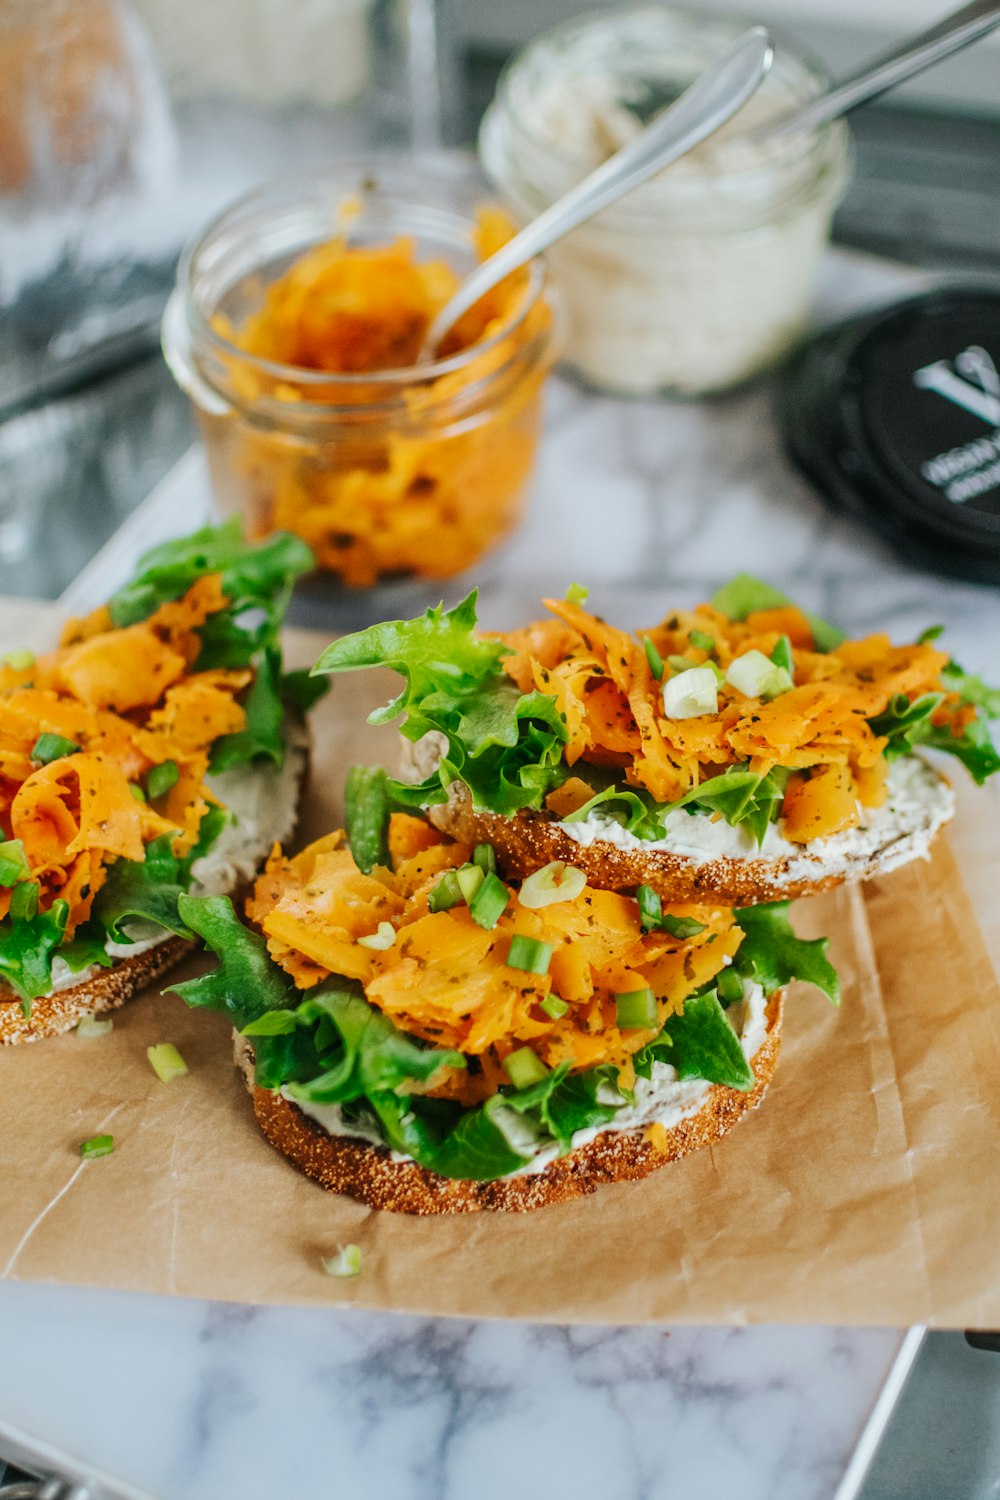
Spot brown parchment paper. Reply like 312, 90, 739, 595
1, 606, 999, 1328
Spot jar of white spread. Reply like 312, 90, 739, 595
479, 5, 851, 396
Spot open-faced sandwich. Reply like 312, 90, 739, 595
171, 775, 837, 1214
313, 576, 1000, 904
0, 520, 321, 1043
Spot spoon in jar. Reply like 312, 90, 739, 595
418, 25, 774, 361
746, 0, 1000, 141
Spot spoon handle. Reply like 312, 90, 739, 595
423, 25, 772, 356
754, 0, 1000, 139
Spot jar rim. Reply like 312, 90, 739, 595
484, 2, 847, 212
177, 161, 551, 392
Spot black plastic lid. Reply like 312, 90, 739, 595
782, 287, 1000, 583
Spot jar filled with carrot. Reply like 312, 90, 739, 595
162, 161, 558, 590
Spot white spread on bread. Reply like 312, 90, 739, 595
558, 754, 954, 882
286, 978, 770, 1175
44, 732, 307, 998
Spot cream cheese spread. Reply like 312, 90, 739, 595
42, 733, 307, 999
558, 754, 955, 884
286, 979, 770, 1176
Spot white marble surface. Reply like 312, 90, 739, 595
3, 247, 999, 1500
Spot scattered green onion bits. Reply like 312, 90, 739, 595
2, 649, 34, 671
473, 842, 497, 875
76, 1014, 114, 1039
565, 582, 589, 605
322, 1244, 363, 1279
615, 988, 658, 1029
456, 863, 485, 905
689, 629, 716, 653
540, 994, 569, 1020
147, 1043, 189, 1083
643, 637, 664, 680
770, 635, 794, 676
0, 839, 29, 887
147, 760, 180, 799
357, 921, 396, 951
469, 872, 509, 930
428, 870, 462, 912
80, 1134, 114, 1159
31, 732, 80, 764
506, 934, 553, 976
505, 1046, 548, 1088
129, 783, 147, 803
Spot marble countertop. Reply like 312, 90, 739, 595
2, 248, 999, 1500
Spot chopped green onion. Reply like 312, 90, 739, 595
76, 1013, 114, 1039
643, 637, 664, 680
473, 842, 497, 875
689, 629, 716, 653
321, 1244, 363, 1278
540, 994, 569, 1020
615, 988, 658, 1029
506, 934, 553, 975
0, 839, 29, 888
770, 635, 794, 676
129, 783, 147, 803
518, 860, 586, 909
469, 871, 510, 930
147, 760, 179, 799
147, 1043, 189, 1083
505, 1046, 549, 1089
668, 654, 698, 673
565, 582, 589, 606
456, 863, 485, 904
9, 880, 39, 921
638, 883, 704, 938
31, 732, 80, 765
717, 966, 745, 1004
725, 649, 792, 701
428, 870, 462, 912
80, 1134, 114, 1159
660, 913, 706, 939
917, 625, 944, 645
357, 921, 396, 951
2, 649, 35, 671
662, 666, 718, 720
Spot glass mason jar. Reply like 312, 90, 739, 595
162, 159, 557, 591
480, 6, 851, 397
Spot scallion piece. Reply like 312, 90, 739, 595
662, 666, 718, 720
76, 1013, 114, 1039
689, 629, 716, 653
518, 860, 586, 909
321, 1243, 363, 1278
770, 635, 794, 677
31, 732, 80, 765
505, 1046, 549, 1089
80, 1134, 114, 1159
717, 966, 745, 1005
0, 839, 29, 888
506, 934, 553, 975
668, 654, 698, 673
473, 842, 497, 875
456, 863, 485, 905
357, 921, 396, 951
615, 988, 658, 1030
428, 870, 462, 912
725, 649, 792, 701
565, 582, 589, 606
9, 880, 39, 921
129, 783, 147, 803
661, 913, 706, 939
636, 883, 663, 933
540, 994, 569, 1020
147, 760, 179, 799
2, 649, 34, 671
469, 871, 510, 930
147, 1043, 189, 1083
643, 637, 664, 681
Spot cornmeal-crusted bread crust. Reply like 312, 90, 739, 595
235, 994, 782, 1215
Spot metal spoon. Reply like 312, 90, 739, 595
748, 0, 1000, 140
419, 25, 773, 360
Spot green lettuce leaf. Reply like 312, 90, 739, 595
941, 659, 1000, 718
59, 922, 115, 975
913, 718, 1000, 785
563, 764, 788, 845
209, 646, 285, 772
710, 574, 844, 651
0, 899, 70, 1007
170, 893, 293, 1028
734, 900, 840, 1005
633, 989, 754, 1091
93, 834, 193, 942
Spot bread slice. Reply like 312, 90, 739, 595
426, 755, 955, 906
0, 736, 309, 1045
234, 993, 782, 1215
